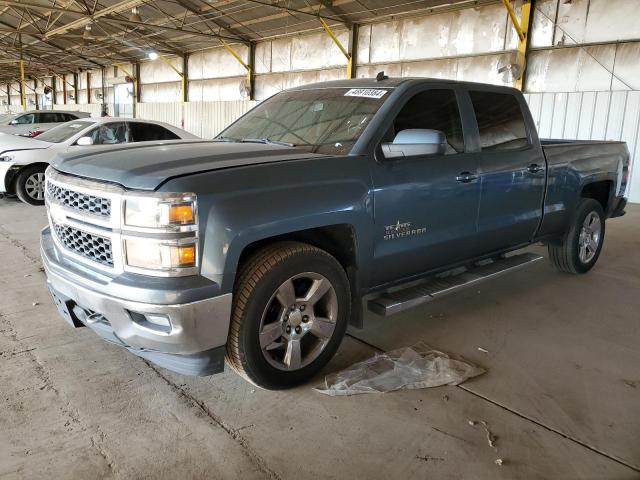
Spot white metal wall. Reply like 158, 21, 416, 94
134, 100, 259, 139
524, 91, 640, 202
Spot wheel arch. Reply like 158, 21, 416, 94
580, 179, 614, 216
233, 224, 365, 328
8, 162, 49, 195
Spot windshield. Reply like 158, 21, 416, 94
36, 120, 93, 143
218, 88, 391, 155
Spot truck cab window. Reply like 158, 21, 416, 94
469, 91, 529, 151
390, 89, 464, 154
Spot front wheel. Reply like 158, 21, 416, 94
15, 165, 46, 205
226, 241, 351, 389
548, 198, 605, 274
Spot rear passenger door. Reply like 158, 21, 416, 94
467, 90, 545, 254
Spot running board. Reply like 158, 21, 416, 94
367, 252, 543, 317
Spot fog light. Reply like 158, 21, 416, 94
128, 311, 172, 334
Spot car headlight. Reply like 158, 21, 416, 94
124, 238, 197, 272
124, 193, 197, 230
0, 154, 14, 162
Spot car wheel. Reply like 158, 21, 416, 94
226, 241, 350, 390
15, 166, 47, 206
548, 198, 605, 274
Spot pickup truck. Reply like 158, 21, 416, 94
41, 77, 630, 390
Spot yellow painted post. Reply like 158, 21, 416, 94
501, 0, 532, 91
219, 40, 252, 98
19, 59, 26, 110
514, 0, 531, 91
319, 17, 353, 78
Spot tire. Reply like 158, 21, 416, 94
226, 241, 351, 390
15, 165, 46, 205
548, 198, 605, 274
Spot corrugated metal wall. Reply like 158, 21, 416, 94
134, 101, 259, 139
525, 91, 640, 202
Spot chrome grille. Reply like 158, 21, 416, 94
52, 222, 114, 267
47, 182, 111, 217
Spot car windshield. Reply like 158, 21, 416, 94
35, 120, 94, 143
218, 87, 391, 155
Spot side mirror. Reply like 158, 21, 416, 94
9, 119, 18, 125
381, 129, 447, 159
76, 136, 94, 146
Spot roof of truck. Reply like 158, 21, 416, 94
289, 77, 521, 94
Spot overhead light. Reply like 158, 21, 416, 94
148, 51, 159, 60
83, 24, 93, 41
129, 7, 143, 23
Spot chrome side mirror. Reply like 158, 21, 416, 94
381, 129, 447, 159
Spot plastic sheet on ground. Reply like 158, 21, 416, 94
315, 342, 485, 396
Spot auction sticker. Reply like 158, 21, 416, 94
344, 88, 388, 99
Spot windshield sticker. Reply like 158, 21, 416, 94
67, 123, 85, 129
344, 88, 388, 99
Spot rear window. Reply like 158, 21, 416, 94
469, 91, 529, 151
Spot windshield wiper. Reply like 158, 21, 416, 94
240, 137, 295, 147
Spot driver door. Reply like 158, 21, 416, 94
370, 88, 481, 287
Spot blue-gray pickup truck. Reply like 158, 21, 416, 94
41, 77, 629, 389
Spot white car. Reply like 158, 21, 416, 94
0, 110, 91, 137
0, 118, 198, 205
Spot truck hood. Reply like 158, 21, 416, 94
51, 140, 326, 190
0, 132, 51, 155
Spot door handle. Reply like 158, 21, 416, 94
456, 172, 478, 183
527, 163, 544, 174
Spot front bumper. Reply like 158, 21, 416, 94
41, 226, 232, 376
0, 161, 15, 193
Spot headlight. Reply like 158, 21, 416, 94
0, 154, 14, 162
124, 238, 197, 272
124, 193, 197, 231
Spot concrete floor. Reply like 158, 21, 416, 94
1, 197, 639, 480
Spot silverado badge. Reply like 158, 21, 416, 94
384, 221, 427, 241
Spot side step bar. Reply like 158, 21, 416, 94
367, 252, 543, 316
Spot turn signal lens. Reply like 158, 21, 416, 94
169, 204, 195, 225
175, 245, 196, 267
125, 239, 197, 271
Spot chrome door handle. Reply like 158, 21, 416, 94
456, 172, 478, 183
527, 163, 544, 174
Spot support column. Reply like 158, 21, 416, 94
6, 84, 10, 107
73, 72, 79, 104
501, 0, 533, 91
248, 42, 255, 100
348, 24, 359, 79
51, 76, 57, 106
101, 67, 106, 112
33, 78, 39, 109
86, 71, 91, 104
62, 75, 67, 105
19, 60, 26, 110
134, 62, 141, 118
319, 18, 353, 79
181, 53, 189, 103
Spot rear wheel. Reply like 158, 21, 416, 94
15, 165, 46, 205
226, 241, 350, 389
548, 198, 605, 274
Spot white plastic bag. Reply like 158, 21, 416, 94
315, 342, 485, 396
